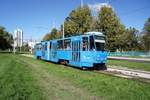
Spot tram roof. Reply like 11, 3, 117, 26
39, 32, 105, 43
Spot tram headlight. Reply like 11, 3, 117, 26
83, 56, 91, 60
96, 56, 106, 61
96, 56, 101, 61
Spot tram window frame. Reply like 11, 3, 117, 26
49, 42, 52, 49
72, 42, 73, 51
57, 40, 63, 50
94, 35, 106, 51
94, 35, 106, 40
39, 46, 42, 50
64, 39, 71, 50
73, 42, 74, 51
35, 45, 38, 50
52, 43, 57, 51
77, 41, 79, 51
45, 43, 47, 50
82, 37, 89, 51
35, 44, 39, 50
38, 45, 41, 50
90, 35, 95, 51
42, 44, 44, 51
39, 44, 42, 50
78, 41, 80, 51
79, 41, 81, 51
75, 42, 77, 51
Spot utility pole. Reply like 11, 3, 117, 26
105, 0, 109, 4
63, 22, 64, 39
81, 0, 83, 8
63, 22, 65, 49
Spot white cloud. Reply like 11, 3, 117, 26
88, 3, 111, 12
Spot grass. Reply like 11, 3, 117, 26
107, 59, 150, 71
0, 53, 150, 100
0, 54, 45, 100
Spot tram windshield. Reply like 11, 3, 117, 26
94, 35, 105, 40
90, 35, 105, 51
95, 42, 105, 51
94, 35, 105, 51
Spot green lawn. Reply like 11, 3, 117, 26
107, 59, 150, 71
0, 54, 45, 100
0, 53, 150, 100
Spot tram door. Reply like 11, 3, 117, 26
47, 42, 50, 60
51, 42, 57, 62
42, 44, 45, 58
72, 41, 80, 62
49, 42, 52, 60
42, 43, 47, 60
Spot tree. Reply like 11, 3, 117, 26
43, 33, 51, 41
0, 26, 13, 50
96, 6, 126, 51
55, 31, 62, 39
50, 28, 58, 39
122, 27, 139, 51
89, 16, 99, 31
64, 5, 92, 37
43, 28, 62, 41
142, 17, 150, 51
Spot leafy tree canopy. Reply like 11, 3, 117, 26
43, 28, 62, 41
97, 6, 126, 51
0, 26, 13, 50
142, 17, 150, 51
64, 5, 92, 37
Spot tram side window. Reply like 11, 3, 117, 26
64, 39, 71, 50
49, 42, 51, 49
35, 44, 39, 50
82, 37, 88, 51
38, 45, 41, 50
90, 36, 95, 51
34, 45, 37, 50
35, 45, 38, 50
42, 45, 44, 51
75, 42, 77, 51
39, 44, 42, 50
57, 40, 63, 50
45, 43, 47, 50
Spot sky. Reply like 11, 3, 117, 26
0, 0, 150, 41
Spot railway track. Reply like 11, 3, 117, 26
108, 56, 150, 63
21, 54, 150, 83
95, 66, 150, 83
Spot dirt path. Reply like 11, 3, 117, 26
17, 56, 98, 100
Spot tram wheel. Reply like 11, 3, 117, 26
100, 64, 107, 70
96, 64, 107, 70
81, 67, 87, 70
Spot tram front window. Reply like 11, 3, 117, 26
95, 42, 105, 51
95, 35, 105, 51
89, 35, 106, 51
94, 35, 105, 40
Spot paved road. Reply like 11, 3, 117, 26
108, 56, 150, 63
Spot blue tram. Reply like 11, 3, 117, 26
34, 32, 107, 69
